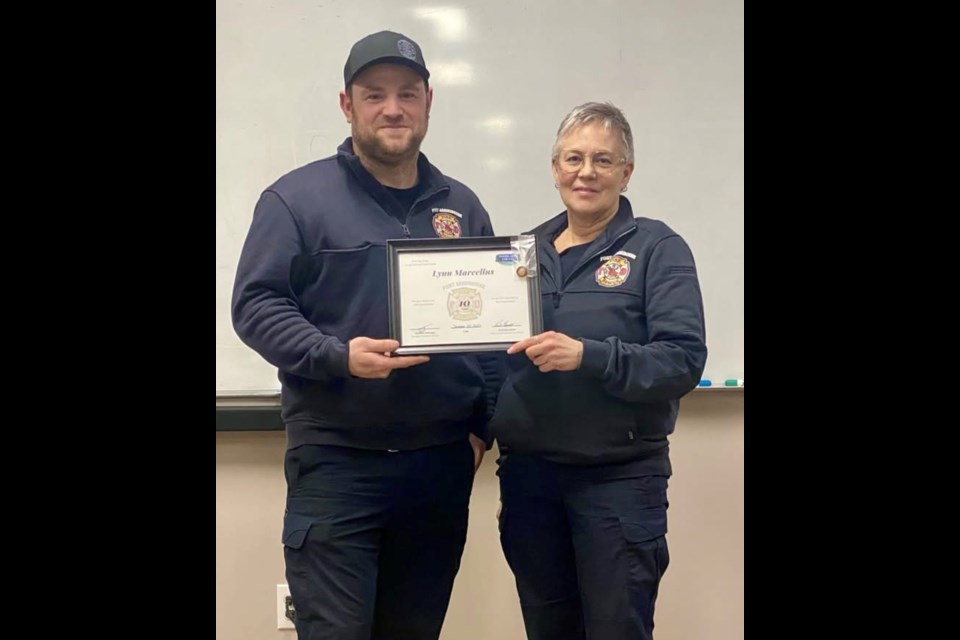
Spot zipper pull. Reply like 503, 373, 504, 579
402, 223, 411, 238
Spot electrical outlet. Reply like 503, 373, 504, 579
276, 584, 295, 630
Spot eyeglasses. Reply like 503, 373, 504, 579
556, 151, 625, 174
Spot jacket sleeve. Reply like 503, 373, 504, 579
231, 190, 349, 381
577, 234, 707, 402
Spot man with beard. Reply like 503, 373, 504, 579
232, 30, 501, 640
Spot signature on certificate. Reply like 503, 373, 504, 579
411, 324, 438, 335
493, 320, 521, 328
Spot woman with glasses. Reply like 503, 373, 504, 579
491, 102, 708, 640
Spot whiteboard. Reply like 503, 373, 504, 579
216, 0, 743, 392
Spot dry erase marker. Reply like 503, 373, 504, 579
724, 379, 743, 387
698, 379, 713, 387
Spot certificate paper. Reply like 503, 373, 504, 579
387, 237, 543, 355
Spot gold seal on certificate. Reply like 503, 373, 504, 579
386, 236, 544, 354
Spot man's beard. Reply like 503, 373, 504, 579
351, 122, 427, 166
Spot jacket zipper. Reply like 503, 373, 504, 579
550, 226, 636, 308
399, 185, 448, 239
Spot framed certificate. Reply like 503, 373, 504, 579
386, 235, 543, 355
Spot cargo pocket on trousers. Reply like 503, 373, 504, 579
619, 508, 670, 606
619, 508, 667, 545
281, 512, 316, 550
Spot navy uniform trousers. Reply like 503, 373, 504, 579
281, 439, 475, 640
497, 454, 670, 640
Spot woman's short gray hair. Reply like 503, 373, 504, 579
551, 102, 634, 165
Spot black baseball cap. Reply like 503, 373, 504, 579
343, 31, 430, 87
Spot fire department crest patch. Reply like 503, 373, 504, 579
432, 212, 462, 238
595, 255, 631, 287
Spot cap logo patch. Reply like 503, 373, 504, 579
397, 39, 418, 60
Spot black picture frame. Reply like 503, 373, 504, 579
386, 236, 543, 355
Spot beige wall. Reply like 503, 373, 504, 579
216, 391, 743, 639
